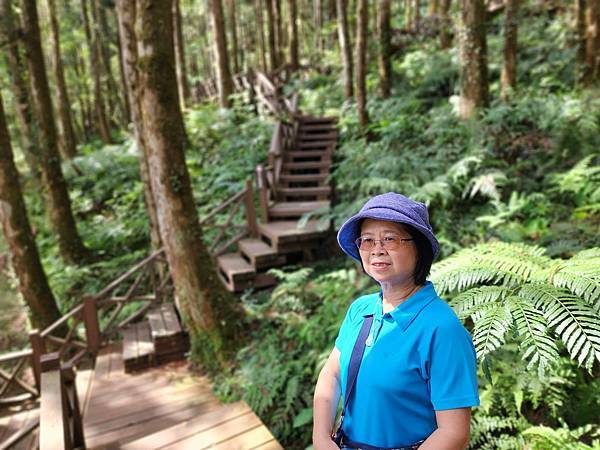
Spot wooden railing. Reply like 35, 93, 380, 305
0, 348, 38, 406
39, 353, 84, 450
199, 179, 258, 257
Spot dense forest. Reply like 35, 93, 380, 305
0, 0, 599, 449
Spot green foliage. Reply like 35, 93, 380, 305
432, 243, 600, 372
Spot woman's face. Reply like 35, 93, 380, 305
358, 219, 418, 286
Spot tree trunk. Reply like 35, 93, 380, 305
115, 0, 162, 255
173, 0, 191, 107
337, 0, 353, 98
405, 0, 414, 31
115, 16, 132, 124
378, 0, 392, 98
0, 93, 63, 331
414, 0, 422, 32
256, 0, 267, 71
0, 0, 40, 180
227, 0, 240, 74
265, 0, 278, 71
501, 0, 519, 100
288, 0, 299, 70
19, 0, 91, 265
429, 0, 439, 16
315, 0, 323, 54
355, 0, 369, 127
135, 0, 243, 371
584, 0, 599, 84
458, 0, 489, 119
81, 0, 112, 143
440, 0, 453, 48
47, 0, 77, 159
576, 0, 587, 83
274, 0, 284, 66
210, 0, 234, 107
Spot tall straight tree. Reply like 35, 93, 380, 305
256, 0, 267, 71
20, 0, 91, 265
576, 0, 587, 83
584, 0, 599, 84
501, 0, 519, 100
211, 0, 234, 107
0, 93, 62, 330
337, 0, 353, 98
355, 0, 369, 127
173, 0, 191, 106
378, 0, 392, 98
439, 0, 453, 48
0, 0, 40, 179
227, 0, 240, 74
265, 0, 278, 70
81, 0, 112, 143
288, 0, 299, 69
47, 0, 77, 159
115, 0, 162, 255
458, 0, 489, 119
134, 0, 242, 370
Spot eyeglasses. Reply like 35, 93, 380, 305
355, 235, 414, 252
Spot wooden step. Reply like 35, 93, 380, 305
238, 238, 285, 269
279, 173, 329, 183
297, 115, 337, 124
298, 140, 336, 149
122, 321, 154, 373
268, 200, 330, 218
283, 161, 331, 170
300, 124, 337, 132
278, 186, 331, 197
258, 220, 329, 248
287, 150, 331, 159
216, 253, 256, 292
298, 132, 338, 141
147, 303, 189, 364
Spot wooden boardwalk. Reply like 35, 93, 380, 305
76, 344, 282, 450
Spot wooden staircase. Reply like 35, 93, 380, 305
216, 114, 337, 292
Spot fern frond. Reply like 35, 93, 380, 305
571, 247, 600, 260
507, 296, 559, 372
450, 286, 509, 319
547, 253, 600, 308
520, 284, 600, 370
472, 303, 512, 360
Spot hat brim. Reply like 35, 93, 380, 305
337, 207, 440, 262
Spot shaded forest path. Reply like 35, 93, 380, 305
0, 69, 333, 449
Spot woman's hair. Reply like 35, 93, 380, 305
403, 223, 434, 285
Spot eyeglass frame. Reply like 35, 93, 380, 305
354, 235, 414, 252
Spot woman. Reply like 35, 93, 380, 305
313, 193, 479, 450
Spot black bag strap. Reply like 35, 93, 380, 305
339, 314, 374, 425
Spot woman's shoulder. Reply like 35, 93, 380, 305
423, 294, 466, 332
345, 291, 379, 320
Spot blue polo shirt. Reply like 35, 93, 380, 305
335, 281, 479, 448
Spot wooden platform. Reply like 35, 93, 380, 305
0, 407, 39, 449
78, 344, 282, 449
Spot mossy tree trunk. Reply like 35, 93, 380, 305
265, 0, 278, 71
501, 0, 519, 100
584, 0, 599, 84
355, 0, 369, 127
458, 0, 489, 119
135, 0, 243, 371
115, 0, 163, 257
439, 0, 453, 48
47, 0, 77, 159
288, 0, 299, 70
173, 0, 190, 107
378, 0, 392, 98
227, 0, 241, 74
20, 0, 91, 265
337, 0, 353, 99
0, 0, 40, 180
210, 0, 234, 107
0, 92, 63, 331
575, 0, 587, 83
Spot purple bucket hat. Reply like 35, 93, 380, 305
337, 192, 440, 262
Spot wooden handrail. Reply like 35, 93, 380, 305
199, 189, 246, 226
40, 304, 84, 338
39, 353, 85, 450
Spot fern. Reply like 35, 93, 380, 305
431, 244, 600, 373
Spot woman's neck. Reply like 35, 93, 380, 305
380, 280, 421, 313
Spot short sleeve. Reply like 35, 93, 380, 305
334, 305, 354, 352
428, 320, 480, 410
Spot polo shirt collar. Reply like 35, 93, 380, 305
372, 281, 438, 331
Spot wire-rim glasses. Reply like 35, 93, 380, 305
355, 235, 414, 252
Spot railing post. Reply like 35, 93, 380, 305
29, 329, 46, 392
83, 295, 101, 356
40, 352, 71, 450
62, 362, 85, 449
244, 179, 258, 237
255, 165, 269, 223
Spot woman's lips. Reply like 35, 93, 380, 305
370, 262, 391, 271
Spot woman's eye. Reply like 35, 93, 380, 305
362, 238, 374, 244
383, 236, 397, 242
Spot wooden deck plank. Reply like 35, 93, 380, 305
159, 411, 261, 450
75, 368, 94, 418
250, 439, 285, 450
85, 384, 213, 428
120, 402, 251, 450
12, 409, 38, 450
258, 219, 329, 246
211, 425, 277, 450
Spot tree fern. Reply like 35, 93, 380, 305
431, 244, 600, 373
